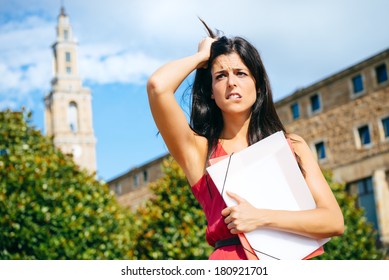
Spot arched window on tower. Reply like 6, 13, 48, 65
64, 29, 69, 41
68, 102, 79, 133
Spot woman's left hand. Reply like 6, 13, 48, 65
221, 191, 264, 234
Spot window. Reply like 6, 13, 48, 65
64, 29, 69, 40
67, 102, 78, 133
310, 93, 321, 113
381, 116, 389, 139
352, 74, 364, 94
346, 177, 378, 230
375, 63, 388, 84
65, 52, 71, 62
143, 170, 149, 182
133, 175, 139, 187
314, 141, 326, 160
66, 67, 71, 74
291, 103, 300, 120
115, 183, 122, 195
357, 125, 371, 146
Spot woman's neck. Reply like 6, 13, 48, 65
220, 113, 251, 153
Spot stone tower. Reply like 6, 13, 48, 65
44, 6, 97, 173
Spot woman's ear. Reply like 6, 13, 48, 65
211, 93, 214, 99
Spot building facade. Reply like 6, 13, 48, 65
109, 48, 389, 246
108, 154, 168, 211
275, 48, 389, 245
44, 7, 97, 174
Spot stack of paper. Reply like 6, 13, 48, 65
206, 131, 329, 260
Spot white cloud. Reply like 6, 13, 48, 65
78, 44, 165, 85
0, 15, 53, 109
0, 63, 21, 91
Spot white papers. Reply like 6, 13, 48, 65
206, 131, 329, 260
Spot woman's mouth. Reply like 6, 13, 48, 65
227, 93, 242, 100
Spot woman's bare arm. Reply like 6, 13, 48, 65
147, 38, 215, 184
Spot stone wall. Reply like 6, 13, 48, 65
108, 154, 168, 210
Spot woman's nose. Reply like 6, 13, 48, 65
227, 75, 236, 87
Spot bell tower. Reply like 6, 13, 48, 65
44, 6, 97, 174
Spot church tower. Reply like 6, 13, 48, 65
45, 6, 97, 173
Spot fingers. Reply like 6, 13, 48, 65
221, 193, 253, 234
226, 191, 246, 204
197, 37, 216, 57
221, 192, 245, 217
221, 206, 232, 217
223, 212, 233, 223
223, 211, 240, 234
225, 220, 241, 234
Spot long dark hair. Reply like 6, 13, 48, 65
190, 20, 286, 158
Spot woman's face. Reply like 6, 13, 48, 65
211, 52, 257, 117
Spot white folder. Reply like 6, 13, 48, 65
206, 131, 329, 260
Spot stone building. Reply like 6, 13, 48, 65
108, 154, 168, 211
276, 48, 389, 246
108, 47, 389, 246
44, 6, 97, 174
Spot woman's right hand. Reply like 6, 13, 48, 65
197, 37, 216, 69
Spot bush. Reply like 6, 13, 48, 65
0, 110, 134, 259
132, 157, 213, 259
315, 171, 386, 259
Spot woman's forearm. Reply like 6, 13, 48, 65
257, 207, 344, 239
223, 191, 344, 239
147, 52, 206, 96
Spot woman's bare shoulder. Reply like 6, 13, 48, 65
286, 133, 311, 155
286, 133, 305, 143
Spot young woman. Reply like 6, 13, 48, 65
146, 24, 344, 260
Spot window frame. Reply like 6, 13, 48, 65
133, 174, 139, 187
64, 29, 69, 41
354, 123, 373, 149
375, 63, 388, 85
350, 73, 365, 97
290, 102, 300, 120
378, 115, 389, 142
314, 140, 327, 161
67, 101, 79, 133
309, 92, 322, 115
65, 51, 71, 62
115, 183, 122, 196
143, 169, 149, 183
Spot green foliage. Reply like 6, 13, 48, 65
132, 157, 213, 259
0, 110, 134, 259
316, 171, 386, 260
131, 158, 388, 260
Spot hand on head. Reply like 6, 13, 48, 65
197, 37, 217, 69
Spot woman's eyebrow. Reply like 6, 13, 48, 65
213, 66, 247, 73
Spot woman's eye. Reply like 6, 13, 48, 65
237, 71, 247, 77
216, 73, 226, 80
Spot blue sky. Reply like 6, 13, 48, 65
1, 0, 389, 181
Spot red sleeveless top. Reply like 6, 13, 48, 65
191, 142, 247, 260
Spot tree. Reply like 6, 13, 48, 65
132, 157, 213, 259
0, 110, 134, 259
315, 171, 386, 260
